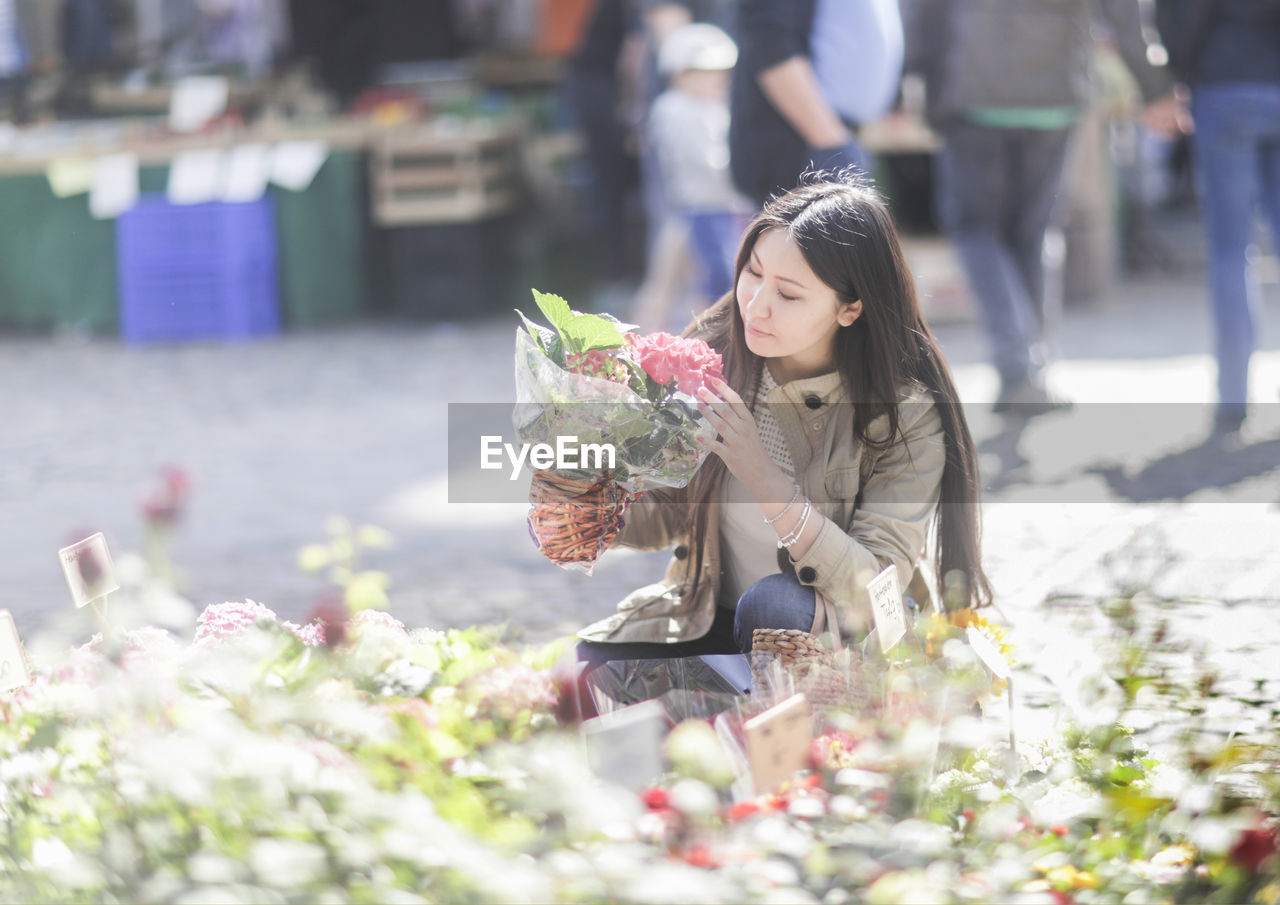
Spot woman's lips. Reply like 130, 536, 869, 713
745, 323, 771, 338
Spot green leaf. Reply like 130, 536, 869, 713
515, 309, 555, 358
527, 288, 625, 356
562, 311, 626, 354
531, 288, 573, 336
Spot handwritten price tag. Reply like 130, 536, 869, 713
0, 610, 30, 692
57, 532, 120, 609
743, 693, 812, 794
867, 564, 906, 654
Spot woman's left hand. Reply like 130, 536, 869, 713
695, 377, 779, 486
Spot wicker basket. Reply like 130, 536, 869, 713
750, 628, 861, 710
527, 469, 632, 568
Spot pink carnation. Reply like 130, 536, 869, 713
194, 599, 279, 644
466, 663, 558, 721
627, 332, 723, 396
348, 609, 407, 634
284, 620, 326, 647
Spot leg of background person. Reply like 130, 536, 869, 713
1257, 93, 1280, 359
628, 216, 695, 332
937, 123, 1038, 392
732, 573, 817, 653
565, 72, 636, 288
1005, 127, 1073, 386
1192, 87, 1263, 421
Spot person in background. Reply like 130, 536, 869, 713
904, 0, 1181, 415
729, 0, 904, 208
631, 22, 750, 331
0, 0, 30, 122
1156, 0, 1280, 435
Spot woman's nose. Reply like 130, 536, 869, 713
744, 284, 768, 318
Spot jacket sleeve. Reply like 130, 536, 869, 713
1096, 0, 1175, 102
613, 484, 689, 552
789, 399, 945, 628
739, 0, 812, 74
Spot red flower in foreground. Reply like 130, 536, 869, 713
306, 595, 351, 648
640, 787, 671, 812
142, 466, 191, 526
680, 843, 720, 868
1229, 826, 1279, 874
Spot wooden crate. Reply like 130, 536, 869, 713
369, 121, 521, 226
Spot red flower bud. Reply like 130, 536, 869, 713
640, 787, 671, 812
1228, 826, 1278, 874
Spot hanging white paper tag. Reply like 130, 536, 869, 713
867, 564, 906, 653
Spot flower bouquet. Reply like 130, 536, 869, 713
514, 289, 722, 571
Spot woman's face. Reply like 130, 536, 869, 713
736, 228, 862, 382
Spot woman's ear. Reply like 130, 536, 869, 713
838, 299, 863, 327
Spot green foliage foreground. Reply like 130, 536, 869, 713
1, 589, 1278, 904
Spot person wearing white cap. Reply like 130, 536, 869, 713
631, 22, 753, 331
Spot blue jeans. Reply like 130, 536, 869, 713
1191, 83, 1280, 418
936, 121, 1072, 389
577, 572, 817, 670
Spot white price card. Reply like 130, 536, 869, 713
58, 532, 120, 609
867, 564, 906, 654
580, 699, 665, 791
168, 148, 223, 205
0, 610, 30, 692
219, 143, 271, 202
743, 693, 812, 794
966, 625, 1011, 680
89, 152, 139, 220
270, 141, 328, 192
169, 75, 229, 133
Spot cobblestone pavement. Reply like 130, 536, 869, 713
2, 230, 1279, 701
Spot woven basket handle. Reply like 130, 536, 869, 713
808, 589, 842, 650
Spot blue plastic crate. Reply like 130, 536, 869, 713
116, 196, 281, 343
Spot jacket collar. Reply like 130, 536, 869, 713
761, 369, 844, 407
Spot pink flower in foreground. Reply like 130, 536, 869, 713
348, 609, 406, 634
627, 332, 723, 395
194, 599, 278, 644
566, 348, 630, 385
284, 620, 326, 647
467, 663, 558, 721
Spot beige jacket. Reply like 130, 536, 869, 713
578, 372, 946, 645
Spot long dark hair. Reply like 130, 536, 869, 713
681, 177, 992, 611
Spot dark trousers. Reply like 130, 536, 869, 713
578, 573, 817, 671
936, 121, 1072, 389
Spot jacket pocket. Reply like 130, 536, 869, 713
824, 466, 861, 502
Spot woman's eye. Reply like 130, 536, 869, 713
778, 291, 797, 302
744, 265, 760, 278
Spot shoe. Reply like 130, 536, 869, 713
1212, 405, 1246, 437
992, 378, 1073, 416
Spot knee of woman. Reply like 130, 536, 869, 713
733, 574, 815, 650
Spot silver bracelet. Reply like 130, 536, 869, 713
776, 498, 813, 549
762, 484, 802, 526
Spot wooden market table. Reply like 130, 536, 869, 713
0, 117, 369, 334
